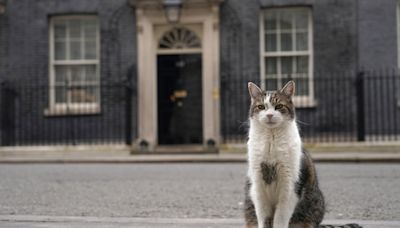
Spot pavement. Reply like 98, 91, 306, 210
1, 142, 400, 163
0, 162, 399, 227
0, 216, 399, 228
0, 144, 399, 227
0, 151, 400, 163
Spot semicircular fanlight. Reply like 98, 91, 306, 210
159, 27, 201, 49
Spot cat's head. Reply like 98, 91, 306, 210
248, 81, 295, 129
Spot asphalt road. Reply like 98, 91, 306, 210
0, 163, 399, 227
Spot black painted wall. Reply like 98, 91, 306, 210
0, 0, 137, 145
0, 0, 399, 144
220, 0, 399, 141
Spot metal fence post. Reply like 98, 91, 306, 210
125, 84, 132, 145
0, 82, 3, 146
356, 71, 366, 141
0, 82, 16, 145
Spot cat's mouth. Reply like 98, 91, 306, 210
266, 121, 277, 125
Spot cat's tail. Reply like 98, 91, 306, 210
320, 224, 362, 228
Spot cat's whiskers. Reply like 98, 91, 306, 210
296, 119, 310, 126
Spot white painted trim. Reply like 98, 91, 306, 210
260, 12, 266, 89
136, 5, 221, 148
308, 8, 315, 104
263, 51, 310, 57
44, 104, 100, 116
48, 15, 101, 115
53, 60, 99, 65
157, 49, 202, 54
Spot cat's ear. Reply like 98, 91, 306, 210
281, 80, 295, 97
248, 82, 263, 100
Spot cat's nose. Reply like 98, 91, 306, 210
267, 114, 273, 120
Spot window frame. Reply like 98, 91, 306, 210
260, 7, 316, 107
47, 15, 101, 116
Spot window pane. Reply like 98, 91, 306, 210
265, 33, 277, 52
55, 66, 68, 84
279, 11, 292, 30
84, 41, 96, 59
86, 86, 99, 103
70, 41, 81, 59
281, 33, 292, 51
55, 86, 67, 103
296, 56, 308, 74
265, 57, 277, 74
296, 78, 309, 95
71, 87, 97, 103
85, 65, 97, 82
265, 11, 277, 31
70, 66, 84, 84
84, 19, 97, 40
281, 57, 293, 75
54, 21, 67, 40
296, 32, 308, 51
84, 19, 97, 59
55, 41, 66, 60
265, 78, 278, 91
70, 88, 85, 103
69, 19, 82, 39
295, 10, 308, 30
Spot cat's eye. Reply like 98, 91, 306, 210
257, 105, 265, 110
275, 104, 283, 110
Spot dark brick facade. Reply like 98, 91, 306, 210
0, 0, 398, 145
0, 0, 137, 145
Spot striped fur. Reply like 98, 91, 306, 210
244, 81, 361, 228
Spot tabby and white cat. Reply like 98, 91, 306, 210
244, 81, 361, 228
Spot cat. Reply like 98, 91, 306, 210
244, 81, 361, 228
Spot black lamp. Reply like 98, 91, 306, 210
163, 0, 182, 24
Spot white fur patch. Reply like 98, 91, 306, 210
247, 115, 302, 228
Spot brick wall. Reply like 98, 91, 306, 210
0, 0, 138, 145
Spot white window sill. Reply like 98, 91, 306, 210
293, 97, 317, 108
44, 105, 100, 116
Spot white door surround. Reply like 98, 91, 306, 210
134, 0, 223, 150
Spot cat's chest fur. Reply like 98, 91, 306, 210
247, 120, 302, 187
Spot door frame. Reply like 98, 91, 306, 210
135, 2, 222, 150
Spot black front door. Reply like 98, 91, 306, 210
157, 54, 203, 145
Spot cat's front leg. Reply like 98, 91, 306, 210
273, 181, 298, 228
250, 179, 273, 228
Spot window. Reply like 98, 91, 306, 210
48, 16, 100, 115
260, 8, 314, 106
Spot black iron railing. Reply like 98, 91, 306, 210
0, 70, 399, 146
221, 70, 400, 143
0, 83, 134, 146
